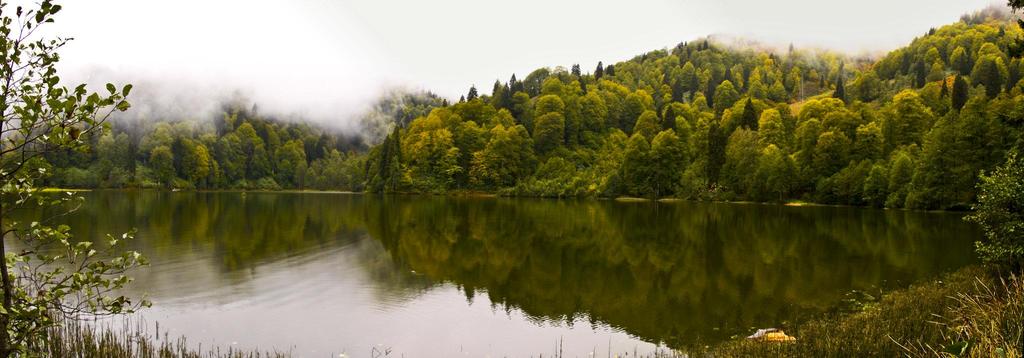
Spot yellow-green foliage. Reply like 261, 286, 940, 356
361, 13, 1024, 207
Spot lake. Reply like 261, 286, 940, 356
20, 191, 980, 357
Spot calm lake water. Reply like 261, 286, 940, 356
22, 191, 981, 357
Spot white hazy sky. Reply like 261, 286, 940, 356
41, 0, 999, 124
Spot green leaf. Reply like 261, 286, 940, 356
105, 83, 115, 94
943, 341, 969, 356
116, 100, 131, 112
122, 84, 133, 97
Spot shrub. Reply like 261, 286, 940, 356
969, 151, 1024, 269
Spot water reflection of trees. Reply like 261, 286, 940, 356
48, 192, 362, 268
24, 192, 979, 348
25, 191, 433, 301
362, 197, 978, 347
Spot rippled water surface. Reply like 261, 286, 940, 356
19, 191, 981, 357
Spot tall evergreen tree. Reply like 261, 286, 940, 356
606, 64, 616, 76
571, 64, 581, 77
595, 61, 604, 80
467, 85, 478, 101
914, 60, 927, 88
951, 74, 969, 111
681, 62, 698, 94
833, 73, 846, 103
706, 120, 727, 186
386, 126, 402, 191
509, 74, 523, 93
1008, 59, 1022, 92
706, 80, 718, 109
370, 126, 403, 193
740, 98, 758, 130
491, 80, 508, 110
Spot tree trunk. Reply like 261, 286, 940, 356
0, 198, 11, 358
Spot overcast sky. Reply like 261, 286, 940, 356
42, 0, 1000, 124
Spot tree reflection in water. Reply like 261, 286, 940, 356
20, 191, 979, 348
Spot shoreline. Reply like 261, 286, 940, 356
703, 265, 1022, 357
50, 187, 974, 213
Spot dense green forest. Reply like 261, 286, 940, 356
41, 107, 365, 190
363, 8, 1024, 210
39, 89, 444, 191
42, 8, 1024, 210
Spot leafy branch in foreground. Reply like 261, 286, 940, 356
969, 150, 1024, 270
0, 0, 147, 356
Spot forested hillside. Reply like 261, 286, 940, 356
43, 8, 1024, 210
42, 105, 369, 191
39, 89, 448, 191
363, 8, 1024, 210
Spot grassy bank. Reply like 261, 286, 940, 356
703, 266, 1023, 357
32, 319, 291, 358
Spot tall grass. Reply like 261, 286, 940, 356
703, 266, 1023, 357
32, 319, 291, 358
33, 319, 688, 358
938, 273, 1024, 357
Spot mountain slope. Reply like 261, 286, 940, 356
364, 7, 1023, 210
